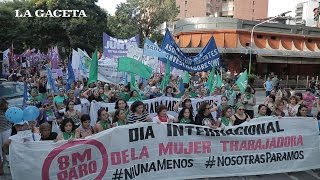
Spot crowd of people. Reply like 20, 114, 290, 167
0, 67, 319, 175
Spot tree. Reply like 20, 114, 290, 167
0, 0, 110, 56
108, 0, 178, 44
128, 0, 178, 38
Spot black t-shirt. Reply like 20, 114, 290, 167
88, 95, 103, 102
195, 113, 213, 126
40, 132, 58, 141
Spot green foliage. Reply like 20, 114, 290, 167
0, 0, 109, 56
0, 0, 178, 56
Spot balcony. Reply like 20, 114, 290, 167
222, 11, 234, 16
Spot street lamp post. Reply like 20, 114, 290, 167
248, 11, 291, 75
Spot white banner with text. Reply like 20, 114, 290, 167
9, 117, 320, 180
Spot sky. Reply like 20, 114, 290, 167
97, 0, 126, 15
97, 0, 301, 17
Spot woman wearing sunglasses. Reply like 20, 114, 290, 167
230, 103, 251, 126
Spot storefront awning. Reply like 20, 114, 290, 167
181, 48, 249, 54
257, 55, 320, 64
181, 47, 320, 58
254, 49, 320, 58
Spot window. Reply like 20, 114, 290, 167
257, 35, 263, 39
253, 1, 255, 5
308, 39, 312, 43
252, 9, 254, 12
185, 0, 187, 5
270, 36, 276, 40
245, 43, 250, 46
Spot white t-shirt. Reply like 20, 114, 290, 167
152, 114, 175, 123
9, 131, 41, 143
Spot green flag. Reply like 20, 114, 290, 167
213, 73, 223, 89
130, 73, 138, 91
183, 71, 190, 84
118, 57, 153, 79
88, 50, 98, 85
236, 70, 248, 93
206, 69, 215, 92
160, 59, 171, 91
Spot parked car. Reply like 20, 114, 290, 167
0, 81, 24, 107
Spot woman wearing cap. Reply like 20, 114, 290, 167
3, 121, 41, 168
0, 99, 12, 175
230, 104, 251, 126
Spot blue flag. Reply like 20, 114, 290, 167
46, 65, 58, 93
22, 82, 28, 109
66, 57, 75, 91
179, 77, 185, 93
160, 29, 221, 72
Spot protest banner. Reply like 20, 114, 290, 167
2, 49, 10, 76
9, 117, 320, 180
89, 96, 222, 126
77, 48, 124, 84
128, 44, 160, 73
103, 33, 140, 59
160, 29, 221, 72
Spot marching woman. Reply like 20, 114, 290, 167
152, 105, 177, 123
64, 101, 82, 127
255, 104, 268, 118
230, 104, 251, 126
177, 107, 195, 124
296, 105, 309, 117
112, 109, 127, 127
128, 101, 151, 124
288, 96, 300, 117
242, 87, 256, 119
78, 114, 95, 138
56, 118, 80, 141
219, 106, 233, 128
95, 109, 112, 133
195, 102, 217, 128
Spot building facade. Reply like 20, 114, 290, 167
173, 17, 320, 76
176, 0, 268, 20
295, 0, 320, 27
176, 0, 223, 19
223, 0, 268, 20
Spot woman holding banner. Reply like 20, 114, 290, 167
56, 118, 80, 141
152, 105, 177, 123
230, 104, 251, 126
195, 102, 217, 128
95, 109, 112, 132
128, 101, 151, 124
178, 107, 194, 124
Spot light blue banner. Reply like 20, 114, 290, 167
143, 38, 168, 58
